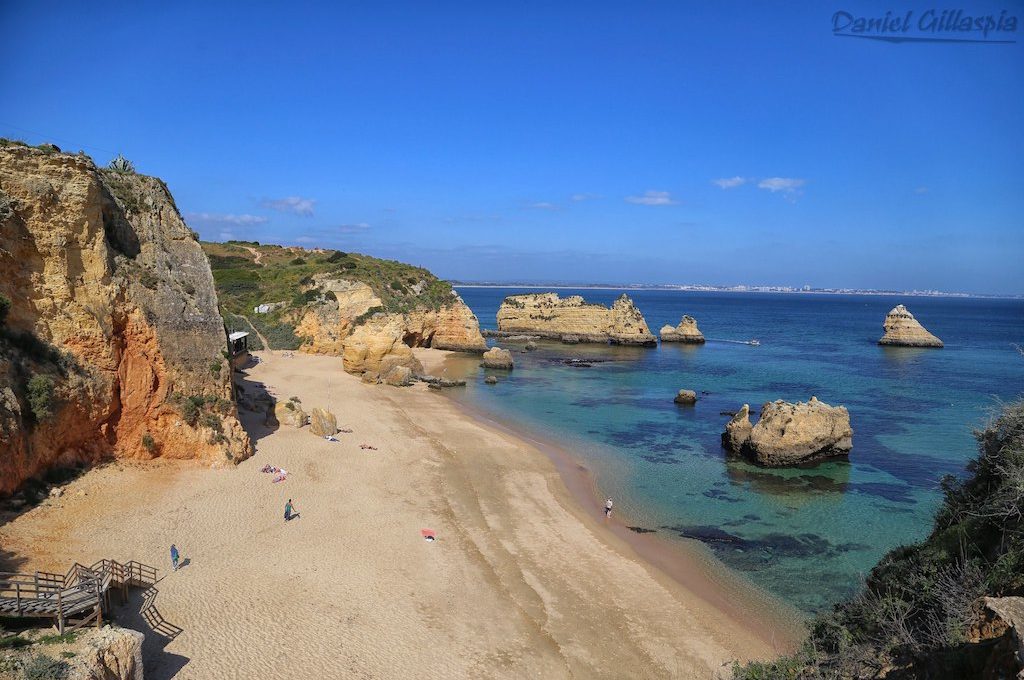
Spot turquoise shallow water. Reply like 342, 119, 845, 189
448, 288, 1024, 613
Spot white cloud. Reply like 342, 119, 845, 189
337, 222, 370, 233
260, 196, 316, 216
185, 212, 269, 226
528, 201, 561, 210
713, 176, 747, 189
757, 177, 806, 194
570, 193, 597, 202
625, 190, 678, 206
915, 186, 929, 194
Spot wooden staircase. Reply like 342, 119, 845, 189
0, 559, 158, 634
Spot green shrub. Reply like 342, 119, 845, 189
37, 632, 77, 645
210, 361, 222, 376
0, 635, 31, 650
325, 290, 337, 301
21, 653, 70, 680
0, 292, 10, 326
180, 397, 200, 426
141, 433, 155, 452
27, 374, 56, 421
290, 257, 306, 266
325, 250, 347, 263
199, 412, 223, 433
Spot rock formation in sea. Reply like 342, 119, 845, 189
0, 144, 251, 495
878, 304, 943, 348
481, 346, 514, 370
674, 389, 698, 405
495, 292, 656, 345
660, 315, 705, 343
722, 397, 853, 466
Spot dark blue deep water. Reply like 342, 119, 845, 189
448, 288, 1024, 612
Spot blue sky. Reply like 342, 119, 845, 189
2, 2, 1022, 293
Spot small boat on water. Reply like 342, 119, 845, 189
748, 339, 760, 346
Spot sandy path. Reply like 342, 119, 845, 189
0, 351, 789, 679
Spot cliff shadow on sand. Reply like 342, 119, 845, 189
231, 358, 281, 444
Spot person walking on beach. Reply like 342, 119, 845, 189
170, 544, 179, 572
284, 498, 298, 522
604, 498, 613, 520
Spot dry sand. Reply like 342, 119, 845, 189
0, 350, 800, 679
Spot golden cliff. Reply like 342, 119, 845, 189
295, 283, 487, 377
0, 144, 250, 495
496, 292, 656, 345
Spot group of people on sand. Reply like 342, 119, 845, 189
168, 499, 300, 572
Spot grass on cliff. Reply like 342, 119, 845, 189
734, 399, 1024, 679
200, 241, 456, 350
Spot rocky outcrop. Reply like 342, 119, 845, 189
496, 292, 656, 345
723, 398, 853, 466
674, 389, 697, 405
274, 402, 306, 428
975, 597, 1024, 679
722, 404, 753, 454
316, 291, 485, 377
309, 408, 337, 436
0, 145, 250, 495
481, 347, 514, 370
878, 304, 943, 348
383, 365, 413, 386
660, 315, 705, 343
1, 625, 144, 680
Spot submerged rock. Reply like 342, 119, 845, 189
481, 347, 514, 370
660, 315, 706, 343
878, 304, 943, 348
309, 408, 338, 436
674, 389, 698, 405
723, 398, 853, 466
484, 375, 498, 385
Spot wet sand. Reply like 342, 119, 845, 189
0, 349, 801, 679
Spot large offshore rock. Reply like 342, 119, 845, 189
481, 346, 514, 370
726, 397, 853, 466
0, 145, 250, 495
878, 304, 943, 347
660, 315, 705, 343
496, 292, 656, 345
309, 407, 338, 436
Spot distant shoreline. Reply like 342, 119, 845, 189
452, 284, 1022, 300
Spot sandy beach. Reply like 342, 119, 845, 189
0, 350, 801, 679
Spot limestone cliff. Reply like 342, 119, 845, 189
0, 144, 250, 495
659, 315, 705, 343
723, 397, 852, 466
496, 292, 656, 345
298, 286, 486, 376
878, 304, 943, 348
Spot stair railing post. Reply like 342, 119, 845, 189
15, 581, 21, 614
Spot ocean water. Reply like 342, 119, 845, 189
447, 288, 1024, 613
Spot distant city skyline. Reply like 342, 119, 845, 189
1, 2, 1022, 294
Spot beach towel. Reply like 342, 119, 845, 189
272, 469, 288, 483
421, 529, 436, 541
324, 435, 339, 442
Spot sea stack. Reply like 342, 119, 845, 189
722, 397, 853, 466
878, 304, 943, 348
496, 292, 656, 346
660, 315, 705, 344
